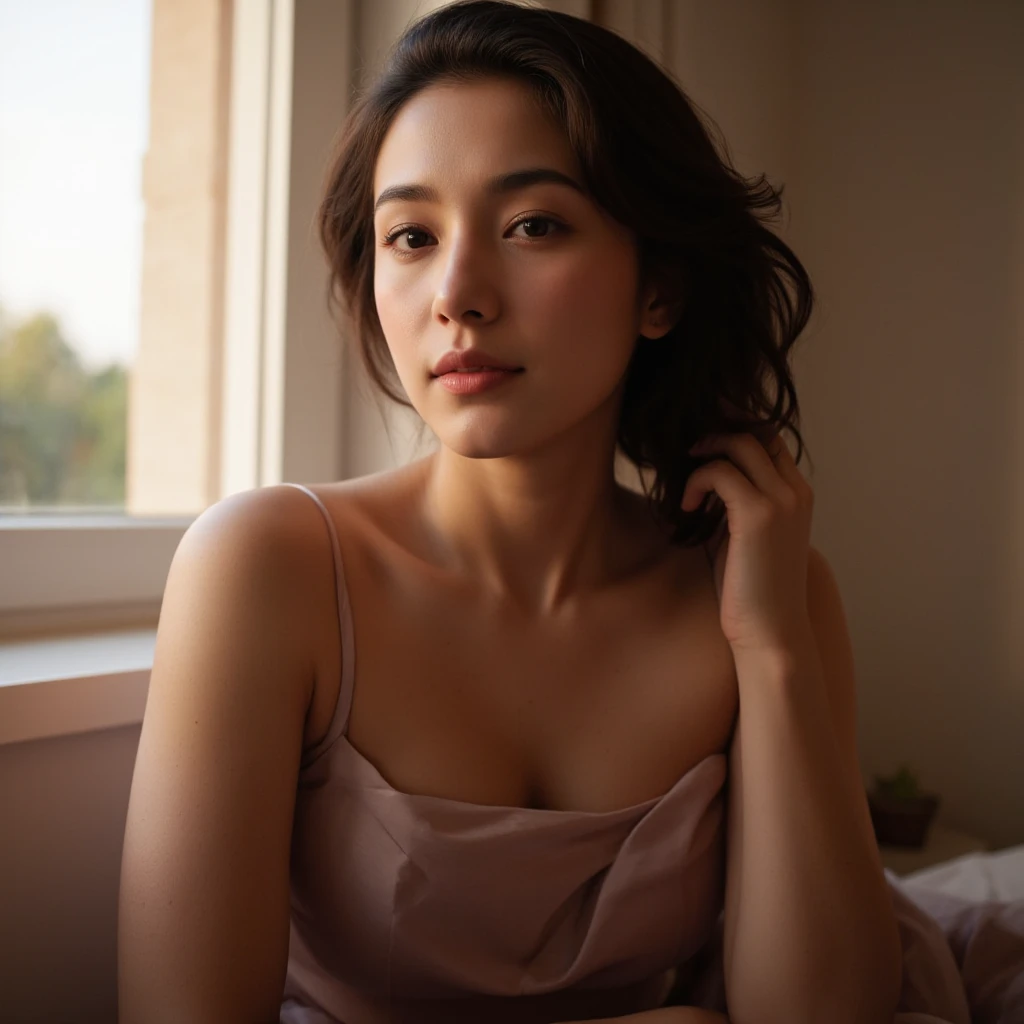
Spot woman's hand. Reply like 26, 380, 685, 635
682, 430, 815, 657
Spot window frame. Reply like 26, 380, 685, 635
0, 0, 351, 639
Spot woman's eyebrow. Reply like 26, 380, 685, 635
373, 167, 586, 215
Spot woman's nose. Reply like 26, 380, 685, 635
431, 236, 500, 326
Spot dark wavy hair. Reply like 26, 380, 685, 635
318, 0, 814, 547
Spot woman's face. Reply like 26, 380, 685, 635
372, 76, 661, 459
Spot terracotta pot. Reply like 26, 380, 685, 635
868, 791, 941, 848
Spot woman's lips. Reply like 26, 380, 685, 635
434, 368, 524, 395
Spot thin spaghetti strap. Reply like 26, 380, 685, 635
280, 482, 356, 766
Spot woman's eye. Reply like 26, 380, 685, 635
510, 216, 561, 239
383, 227, 432, 250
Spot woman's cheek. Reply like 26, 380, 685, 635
520, 260, 591, 334
375, 271, 424, 352
539, 259, 637, 360
374, 265, 403, 329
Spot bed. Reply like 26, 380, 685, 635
884, 843, 1024, 1022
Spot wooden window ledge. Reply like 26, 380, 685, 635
0, 630, 154, 745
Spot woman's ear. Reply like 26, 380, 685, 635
638, 277, 685, 340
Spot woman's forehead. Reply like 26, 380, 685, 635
373, 78, 579, 199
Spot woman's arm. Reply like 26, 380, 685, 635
681, 431, 902, 1024
118, 488, 322, 1024
720, 549, 902, 1024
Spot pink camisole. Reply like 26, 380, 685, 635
278, 482, 731, 1024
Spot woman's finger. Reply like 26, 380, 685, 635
681, 456, 762, 514
764, 430, 811, 495
688, 432, 791, 502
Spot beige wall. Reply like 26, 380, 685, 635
0, 725, 140, 1022
782, 0, 1024, 851
2, 2, 1021, 1020
662, 0, 1024, 850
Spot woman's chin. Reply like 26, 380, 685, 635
430, 427, 534, 461
440, 441, 520, 461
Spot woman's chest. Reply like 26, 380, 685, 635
304, 498, 738, 814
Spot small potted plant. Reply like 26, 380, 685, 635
867, 763, 941, 848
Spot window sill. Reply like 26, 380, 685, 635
0, 630, 154, 745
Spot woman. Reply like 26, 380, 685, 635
118, 2, 903, 1022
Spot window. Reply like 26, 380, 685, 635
0, 0, 350, 638
0, 2, 150, 514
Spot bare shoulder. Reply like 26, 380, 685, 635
179, 484, 347, 677
187, 481, 337, 552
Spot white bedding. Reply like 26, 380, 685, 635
898, 843, 1024, 903
883, 844, 1024, 1023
